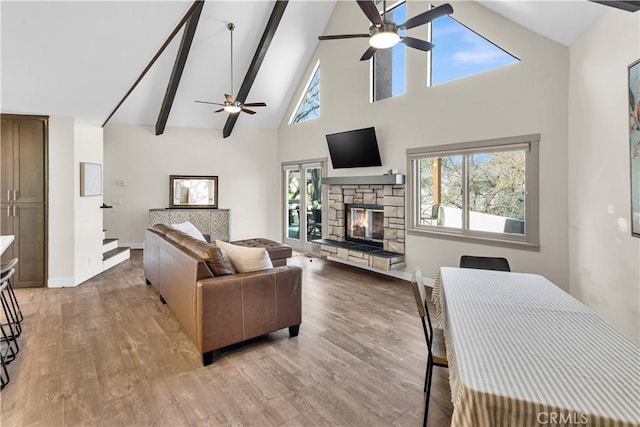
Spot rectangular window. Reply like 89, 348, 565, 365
407, 134, 540, 248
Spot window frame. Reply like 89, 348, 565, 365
406, 134, 540, 249
288, 60, 320, 125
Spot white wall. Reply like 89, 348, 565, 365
278, 0, 570, 287
568, 10, 640, 344
102, 124, 279, 246
47, 117, 105, 287
48, 116, 75, 285
73, 122, 104, 285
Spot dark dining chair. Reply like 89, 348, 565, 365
459, 255, 511, 272
411, 267, 448, 427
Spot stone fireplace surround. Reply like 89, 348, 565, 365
311, 174, 406, 272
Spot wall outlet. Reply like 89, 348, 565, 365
112, 198, 122, 205
117, 180, 127, 187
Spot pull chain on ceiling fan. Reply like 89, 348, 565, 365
195, 23, 266, 115
318, 0, 453, 61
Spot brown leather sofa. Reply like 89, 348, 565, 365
144, 224, 301, 366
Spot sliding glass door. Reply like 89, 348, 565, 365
283, 161, 326, 253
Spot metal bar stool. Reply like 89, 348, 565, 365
0, 269, 19, 373
0, 275, 15, 390
0, 259, 22, 338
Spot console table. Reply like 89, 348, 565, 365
148, 209, 230, 242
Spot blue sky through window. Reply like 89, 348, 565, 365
431, 16, 518, 86
391, 3, 406, 96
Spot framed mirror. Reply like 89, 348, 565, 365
169, 175, 218, 208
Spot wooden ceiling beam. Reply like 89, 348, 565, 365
155, 1, 204, 135
101, 0, 204, 128
589, 1, 640, 12
222, 0, 289, 138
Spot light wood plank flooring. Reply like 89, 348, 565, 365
1, 250, 453, 426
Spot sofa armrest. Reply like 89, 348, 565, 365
196, 266, 302, 353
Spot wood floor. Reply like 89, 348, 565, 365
1, 250, 453, 426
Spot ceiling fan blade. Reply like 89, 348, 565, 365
214, 108, 225, 113
319, 34, 370, 40
195, 100, 225, 106
399, 3, 453, 30
360, 46, 377, 61
241, 108, 257, 115
243, 102, 267, 107
356, 0, 383, 27
401, 37, 434, 52
225, 94, 235, 103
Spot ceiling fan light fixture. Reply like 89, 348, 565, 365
369, 30, 400, 49
224, 104, 242, 114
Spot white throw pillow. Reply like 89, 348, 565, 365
171, 221, 206, 242
215, 240, 273, 273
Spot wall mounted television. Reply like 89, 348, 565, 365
326, 127, 382, 169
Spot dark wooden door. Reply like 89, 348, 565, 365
1, 118, 14, 203
14, 118, 45, 204
0, 115, 47, 288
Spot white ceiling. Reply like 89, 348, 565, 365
0, 1, 610, 133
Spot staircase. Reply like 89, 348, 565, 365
102, 230, 130, 271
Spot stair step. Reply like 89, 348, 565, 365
103, 246, 128, 261
103, 238, 118, 253
103, 247, 130, 271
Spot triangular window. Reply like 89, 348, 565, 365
430, 15, 518, 86
290, 61, 320, 124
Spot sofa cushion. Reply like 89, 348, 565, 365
181, 237, 217, 260
150, 223, 174, 235
167, 232, 235, 277
216, 240, 273, 273
205, 247, 237, 276
165, 229, 192, 246
171, 221, 206, 242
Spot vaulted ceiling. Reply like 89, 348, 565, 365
1, 1, 608, 134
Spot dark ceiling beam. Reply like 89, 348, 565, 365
223, 0, 289, 138
155, 1, 205, 135
589, 1, 640, 12
102, 0, 204, 128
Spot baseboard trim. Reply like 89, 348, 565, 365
48, 277, 76, 288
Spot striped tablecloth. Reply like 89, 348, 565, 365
432, 267, 640, 427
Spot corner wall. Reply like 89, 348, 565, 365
277, 1, 570, 287
102, 124, 279, 246
73, 122, 104, 285
568, 10, 640, 344
47, 117, 105, 287
48, 116, 75, 285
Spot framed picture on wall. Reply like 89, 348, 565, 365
630, 59, 640, 237
80, 162, 102, 197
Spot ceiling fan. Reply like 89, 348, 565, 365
195, 23, 266, 115
318, 0, 453, 61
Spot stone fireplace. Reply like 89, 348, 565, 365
311, 175, 406, 272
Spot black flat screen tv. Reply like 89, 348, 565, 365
326, 127, 382, 169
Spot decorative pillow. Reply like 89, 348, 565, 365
205, 247, 237, 276
171, 221, 206, 242
215, 240, 273, 273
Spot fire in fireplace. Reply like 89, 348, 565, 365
345, 204, 384, 247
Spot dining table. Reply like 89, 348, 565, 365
432, 266, 640, 427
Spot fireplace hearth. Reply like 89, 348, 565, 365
345, 204, 384, 247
